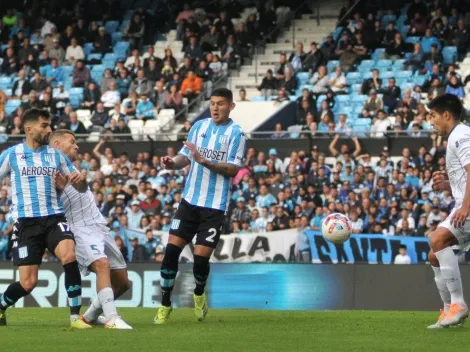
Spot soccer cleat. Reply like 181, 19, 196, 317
81, 314, 106, 326
71, 316, 92, 329
0, 310, 6, 326
153, 306, 173, 325
427, 309, 448, 329
194, 292, 208, 322
440, 303, 469, 327
104, 316, 133, 330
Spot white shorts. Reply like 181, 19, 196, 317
438, 209, 470, 252
73, 223, 127, 276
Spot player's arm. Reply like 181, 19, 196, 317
432, 171, 452, 193
329, 134, 340, 157
58, 152, 88, 193
451, 137, 470, 227
161, 154, 191, 170
92, 139, 105, 159
0, 149, 11, 184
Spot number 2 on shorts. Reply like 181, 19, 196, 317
206, 228, 217, 243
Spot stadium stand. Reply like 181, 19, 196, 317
0, 0, 468, 263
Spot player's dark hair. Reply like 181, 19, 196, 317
211, 88, 233, 103
428, 93, 464, 120
22, 108, 51, 125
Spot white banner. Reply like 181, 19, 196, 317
159, 229, 300, 263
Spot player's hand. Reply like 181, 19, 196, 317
432, 171, 447, 191
68, 171, 84, 185
183, 141, 204, 164
451, 207, 469, 228
54, 172, 69, 191
161, 156, 175, 170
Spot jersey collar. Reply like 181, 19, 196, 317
23, 143, 47, 153
447, 122, 460, 138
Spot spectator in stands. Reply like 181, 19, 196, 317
69, 111, 88, 135
101, 81, 121, 109
48, 38, 65, 64
297, 100, 316, 125
405, 43, 424, 71
165, 84, 184, 114
184, 35, 204, 61
421, 28, 441, 53
400, 88, 418, 110
384, 33, 405, 60
82, 82, 101, 110
335, 31, 352, 57
97, 27, 112, 52
222, 35, 241, 70
125, 49, 142, 71
258, 69, 278, 99
163, 48, 178, 70
371, 110, 391, 137
394, 245, 411, 264
336, 114, 352, 135
380, 78, 402, 112
310, 65, 329, 94
209, 55, 224, 80
18, 38, 36, 64
90, 101, 109, 129
72, 59, 91, 88
7, 115, 23, 136
38, 50, 51, 69
180, 70, 202, 101
316, 100, 334, 124
273, 88, 289, 104
21, 90, 42, 110
178, 57, 194, 79
362, 90, 383, 118
271, 123, 288, 139
65, 38, 85, 65
140, 188, 161, 215
0, 91, 6, 114
274, 53, 291, 81
320, 36, 336, 61
11, 70, 31, 100
303, 42, 324, 74
122, 91, 139, 118
352, 32, 368, 58
116, 69, 132, 99
144, 57, 161, 84
30, 72, 47, 93
130, 237, 147, 263
112, 119, 132, 141
130, 69, 152, 97
452, 19, 470, 60
1, 48, 18, 75
195, 60, 213, 99
361, 68, 382, 95
445, 74, 465, 99
328, 66, 347, 93
136, 93, 156, 120
101, 69, 115, 94
277, 68, 298, 95
201, 25, 220, 52
125, 13, 145, 51
367, 19, 385, 50
339, 42, 359, 72
150, 80, 168, 112
289, 42, 306, 72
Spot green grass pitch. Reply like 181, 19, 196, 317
0, 308, 468, 352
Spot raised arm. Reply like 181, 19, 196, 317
329, 134, 340, 157
352, 136, 362, 158
93, 139, 105, 159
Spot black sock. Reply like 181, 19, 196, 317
0, 282, 30, 311
160, 244, 182, 307
193, 255, 210, 296
63, 261, 82, 316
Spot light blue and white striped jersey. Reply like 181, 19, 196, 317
0, 143, 77, 219
180, 118, 246, 211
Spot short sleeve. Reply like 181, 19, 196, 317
179, 121, 200, 158
0, 149, 11, 181
453, 131, 470, 168
58, 151, 77, 175
227, 129, 246, 167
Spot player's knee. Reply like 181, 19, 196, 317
428, 250, 439, 266
162, 243, 183, 266
429, 230, 453, 251
118, 277, 131, 295
92, 258, 110, 273
59, 253, 77, 265
20, 276, 38, 293
193, 254, 210, 268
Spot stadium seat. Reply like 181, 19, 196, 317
287, 125, 303, 138
105, 21, 119, 33
395, 71, 412, 79
119, 20, 130, 32
405, 37, 421, 44
351, 94, 367, 104
376, 60, 392, 69
112, 32, 122, 44
87, 53, 103, 61
297, 72, 310, 84
346, 72, 361, 84
251, 96, 266, 102
350, 84, 362, 93
4, 99, 21, 115
380, 71, 394, 79
381, 14, 396, 27
352, 119, 372, 137
0, 77, 12, 90
83, 43, 94, 56
87, 132, 101, 142
335, 95, 350, 103
144, 120, 160, 139
326, 60, 340, 72
372, 49, 385, 61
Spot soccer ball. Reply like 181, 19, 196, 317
321, 213, 352, 244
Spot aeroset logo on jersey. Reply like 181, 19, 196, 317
198, 146, 226, 161
21, 166, 58, 177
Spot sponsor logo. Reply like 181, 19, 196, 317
197, 147, 226, 162
21, 167, 58, 177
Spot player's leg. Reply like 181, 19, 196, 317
154, 200, 197, 325
191, 207, 225, 322
429, 224, 468, 327
0, 219, 43, 326
427, 249, 452, 329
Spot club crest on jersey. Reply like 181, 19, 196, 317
218, 135, 228, 144
42, 153, 52, 163
456, 141, 460, 148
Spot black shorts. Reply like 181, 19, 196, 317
12, 214, 74, 266
169, 199, 225, 248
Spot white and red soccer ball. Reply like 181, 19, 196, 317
321, 213, 352, 244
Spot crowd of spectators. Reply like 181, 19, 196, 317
0, 1, 280, 136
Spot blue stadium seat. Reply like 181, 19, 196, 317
381, 15, 397, 27
372, 49, 385, 61
337, 107, 353, 119
105, 21, 120, 33
289, 95, 297, 102
358, 59, 374, 69
335, 95, 350, 103
296, 72, 310, 84
112, 32, 122, 44
393, 59, 405, 71
88, 53, 103, 61
69, 87, 84, 96
401, 82, 414, 91
376, 59, 392, 69
350, 84, 362, 93
351, 94, 367, 104
3, 88, 12, 96
4, 99, 21, 115
395, 71, 412, 79
83, 43, 94, 57
442, 46, 457, 65
380, 71, 394, 79
251, 96, 266, 102
412, 75, 426, 85
119, 20, 130, 32
346, 72, 361, 84
405, 37, 421, 44
0, 77, 12, 90
326, 60, 340, 72
333, 27, 343, 41
399, 25, 410, 37
362, 71, 373, 79
353, 119, 372, 137
90, 65, 105, 72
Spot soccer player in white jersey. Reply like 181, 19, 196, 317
426, 94, 470, 328
154, 88, 246, 324
0, 109, 90, 328
49, 129, 132, 329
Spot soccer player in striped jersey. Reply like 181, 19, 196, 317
0, 109, 91, 328
154, 88, 246, 324
49, 130, 132, 329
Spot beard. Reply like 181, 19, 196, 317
34, 134, 49, 145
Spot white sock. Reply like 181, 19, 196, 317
84, 298, 103, 323
98, 287, 118, 321
70, 314, 79, 323
435, 247, 466, 306
432, 265, 451, 312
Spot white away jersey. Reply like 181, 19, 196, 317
446, 124, 470, 208
180, 118, 246, 211
61, 185, 107, 226
0, 143, 77, 219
